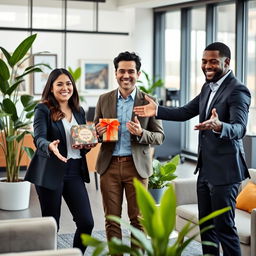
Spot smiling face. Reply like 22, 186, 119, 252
51, 74, 73, 104
201, 50, 230, 83
115, 60, 140, 96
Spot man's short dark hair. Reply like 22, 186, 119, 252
204, 42, 231, 59
113, 51, 141, 72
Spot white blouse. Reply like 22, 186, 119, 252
62, 114, 81, 160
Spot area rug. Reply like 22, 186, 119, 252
58, 230, 203, 256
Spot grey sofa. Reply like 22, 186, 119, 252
0, 217, 82, 256
173, 168, 256, 256
0, 248, 82, 256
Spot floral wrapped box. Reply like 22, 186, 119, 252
99, 118, 120, 142
71, 124, 98, 146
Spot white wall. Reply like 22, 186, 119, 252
131, 8, 153, 78
65, 7, 153, 109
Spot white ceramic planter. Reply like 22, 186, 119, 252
0, 178, 31, 210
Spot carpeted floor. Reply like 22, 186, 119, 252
58, 230, 203, 256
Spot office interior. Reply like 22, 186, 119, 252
0, 0, 256, 255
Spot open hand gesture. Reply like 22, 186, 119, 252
133, 95, 157, 117
48, 139, 67, 163
194, 108, 222, 132
127, 116, 143, 136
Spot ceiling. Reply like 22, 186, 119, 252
116, 0, 194, 8
0, 0, 194, 9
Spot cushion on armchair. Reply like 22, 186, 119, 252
236, 181, 256, 213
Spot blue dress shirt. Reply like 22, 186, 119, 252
112, 88, 136, 156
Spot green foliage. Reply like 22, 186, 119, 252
67, 66, 81, 83
67, 66, 86, 103
137, 70, 164, 96
82, 178, 231, 256
0, 34, 46, 182
148, 155, 179, 189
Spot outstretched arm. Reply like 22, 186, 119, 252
133, 95, 157, 117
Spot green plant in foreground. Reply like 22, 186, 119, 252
148, 155, 179, 189
0, 34, 48, 182
81, 178, 230, 256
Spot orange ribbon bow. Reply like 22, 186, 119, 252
100, 119, 120, 141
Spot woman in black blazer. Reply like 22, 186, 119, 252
25, 68, 95, 254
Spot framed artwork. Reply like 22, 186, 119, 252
33, 54, 57, 95
80, 60, 112, 95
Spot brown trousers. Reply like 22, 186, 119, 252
100, 156, 148, 242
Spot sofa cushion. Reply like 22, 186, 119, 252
176, 204, 198, 223
0, 248, 82, 256
236, 181, 256, 213
235, 209, 251, 245
0, 217, 57, 253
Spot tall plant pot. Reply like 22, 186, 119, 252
0, 178, 31, 210
149, 188, 165, 204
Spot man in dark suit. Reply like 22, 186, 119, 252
134, 42, 251, 256
94, 51, 164, 247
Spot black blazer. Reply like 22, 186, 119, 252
25, 103, 90, 190
157, 71, 251, 185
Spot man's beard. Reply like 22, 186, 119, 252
205, 69, 224, 83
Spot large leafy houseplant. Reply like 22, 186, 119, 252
0, 34, 45, 182
82, 179, 230, 256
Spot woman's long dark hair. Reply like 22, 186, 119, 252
41, 68, 80, 121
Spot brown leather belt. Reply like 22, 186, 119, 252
112, 156, 133, 162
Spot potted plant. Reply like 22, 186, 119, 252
137, 70, 164, 96
0, 34, 46, 210
68, 66, 86, 104
148, 155, 179, 203
81, 178, 230, 256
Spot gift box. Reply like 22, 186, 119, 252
99, 118, 120, 142
71, 124, 98, 146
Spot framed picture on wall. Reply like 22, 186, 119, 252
33, 54, 57, 95
80, 60, 112, 95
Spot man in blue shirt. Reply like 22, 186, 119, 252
94, 52, 164, 249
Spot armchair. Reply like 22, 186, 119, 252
0, 217, 82, 256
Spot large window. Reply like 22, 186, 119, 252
247, 1, 256, 134
0, 0, 29, 28
187, 7, 206, 153
0, 0, 131, 105
165, 11, 181, 91
33, 0, 63, 29
67, 1, 94, 30
216, 3, 236, 71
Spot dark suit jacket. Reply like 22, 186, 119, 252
94, 88, 165, 178
25, 103, 90, 190
157, 71, 251, 185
